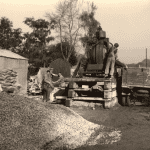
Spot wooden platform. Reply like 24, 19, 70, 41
122, 85, 150, 89
64, 77, 111, 82
55, 96, 112, 101
74, 88, 91, 91
72, 97, 107, 101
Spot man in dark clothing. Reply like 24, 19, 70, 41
42, 68, 55, 102
52, 72, 64, 86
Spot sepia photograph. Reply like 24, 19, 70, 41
0, 0, 150, 149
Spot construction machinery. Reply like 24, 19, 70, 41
55, 26, 124, 108
121, 67, 150, 106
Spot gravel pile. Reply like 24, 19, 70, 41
0, 92, 121, 150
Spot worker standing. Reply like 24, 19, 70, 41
105, 43, 119, 78
42, 68, 56, 102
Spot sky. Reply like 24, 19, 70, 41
0, 0, 150, 64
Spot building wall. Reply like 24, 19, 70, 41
0, 57, 28, 94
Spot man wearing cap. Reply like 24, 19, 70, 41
105, 43, 119, 78
42, 67, 58, 102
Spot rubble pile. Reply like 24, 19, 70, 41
0, 92, 121, 150
28, 81, 41, 94
0, 69, 21, 93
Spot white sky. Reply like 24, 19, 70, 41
0, 0, 150, 64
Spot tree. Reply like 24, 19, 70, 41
79, 2, 100, 57
46, 0, 84, 62
23, 17, 55, 67
0, 17, 23, 51
46, 41, 77, 66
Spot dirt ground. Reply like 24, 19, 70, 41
70, 104, 150, 150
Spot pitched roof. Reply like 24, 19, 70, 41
0, 49, 27, 60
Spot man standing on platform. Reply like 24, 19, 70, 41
105, 43, 119, 78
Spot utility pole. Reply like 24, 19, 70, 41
146, 48, 147, 68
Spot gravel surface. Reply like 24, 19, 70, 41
71, 104, 150, 150
0, 92, 121, 150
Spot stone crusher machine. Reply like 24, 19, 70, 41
56, 26, 121, 109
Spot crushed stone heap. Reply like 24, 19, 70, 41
0, 92, 121, 150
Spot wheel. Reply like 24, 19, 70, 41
122, 96, 126, 106
126, 95, 131, 107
